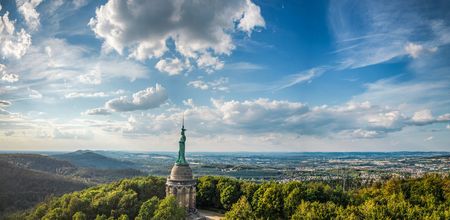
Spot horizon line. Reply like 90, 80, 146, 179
0, 150, 449, 153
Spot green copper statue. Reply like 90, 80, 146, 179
176, 116, 188, 165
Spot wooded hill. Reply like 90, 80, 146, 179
52, 150, 134, 170
0, 153, 143, 216
0, 160, 86, 214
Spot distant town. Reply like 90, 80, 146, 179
56, 151, 450, 186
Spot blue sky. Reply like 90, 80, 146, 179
0, 0, 449, 152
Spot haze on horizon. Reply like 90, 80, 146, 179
0, 0, 449, 152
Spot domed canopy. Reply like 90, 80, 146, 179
169, 164, 193, 181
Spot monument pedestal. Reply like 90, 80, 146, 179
166, 164, 197, 211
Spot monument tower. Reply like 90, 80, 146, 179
166, 117, 202, 218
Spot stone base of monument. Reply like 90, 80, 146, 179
166, 164, 207, 219
166, 164, 197, 209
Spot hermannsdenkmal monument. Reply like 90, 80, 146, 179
166, 119, 205, 219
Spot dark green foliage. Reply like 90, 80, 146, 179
72, 211, 87, 220
94, 214, 107, 220
225, 196, 255, 220
16, 176, 187, 220
252, 183, 284, 219
136, 196, 159, 220
118, 214, 129, 220
284, 188, 304, 218
152, 196, 186, 220
73, 168, 144, 184
20, 176, 167, 220
0, 153, 145, 217
197, 174, 450, 220
218, 178, 242, 210
0, 160, 87, 214
197, 176, 243, 211
240, 181, 259, 202
42, 207, 67, 220
11, 173, 450, 220
197, 176, 221, 208
220, 185, 241, 210
117, 190, 139, 217
288, 174, 450, 220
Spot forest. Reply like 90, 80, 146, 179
6, 174, 450, 220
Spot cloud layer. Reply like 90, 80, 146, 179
98, 98, 450, 140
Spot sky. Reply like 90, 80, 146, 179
0, 0, 449, 152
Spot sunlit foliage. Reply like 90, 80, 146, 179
13, 176, 185, 220
10, 173, 449, 220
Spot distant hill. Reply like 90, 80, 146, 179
426, 154, 450, 159
0, 153, 144, 184
52, 150, 135, 169
72, 167, 145, 184
0, 154, 77, 175
0, 152, 145, 216
0, 160, 87, 214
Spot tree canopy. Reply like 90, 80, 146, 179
8, 173, 450, 220
11, 176, 185, 220
197, 174, 450, 220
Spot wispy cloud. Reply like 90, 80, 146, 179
187, 77, 229, 92
232, 66, 329, 92
352, 76, 450, 113
65, 90, 125, 99
7, 38, 150, 84
328, 0, 450, 69
225, 62, 265, 71
275, 67, 329, 90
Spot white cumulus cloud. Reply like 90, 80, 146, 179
404, 42, 437, 58
404, 42, 424, 58
196, 52, 224, 73
16, 0, 43, 31
411, 109, 434, 124
346, 129, 384, 139
79, 68, 102, 85
187, 77, 228, 91
89, 0, 265, 73
103, 84, 168, 112
187, 80, 209, 90
83, 107, 111, 116
155, 58, 191, 75
0, 63, 19, 82
0, 9, 32, 59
